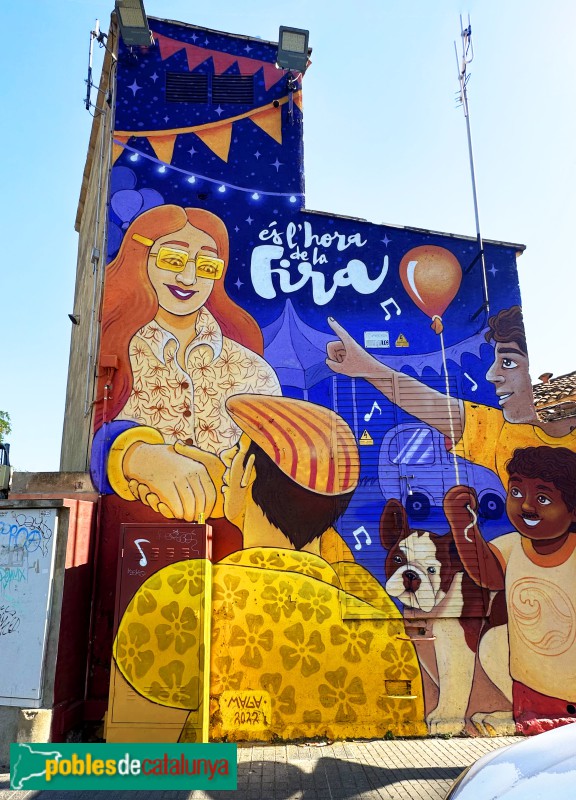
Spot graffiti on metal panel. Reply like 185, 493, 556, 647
0, 604, 20, 636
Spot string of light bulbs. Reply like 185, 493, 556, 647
114, 139, 302, 202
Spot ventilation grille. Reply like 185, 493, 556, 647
166, 73, 209, 103
212, 75, 255, 104
166, 72, 254, 104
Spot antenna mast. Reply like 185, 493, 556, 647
85, 20, 99, 110
455, 15, 490, 323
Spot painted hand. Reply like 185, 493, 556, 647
122, 442, 219, 522
173, 441, 225, 519
443, 485, 478, 538
325, 317, 385, 378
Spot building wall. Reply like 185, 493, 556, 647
72, 16, 576, 741
60, 25, 117, 472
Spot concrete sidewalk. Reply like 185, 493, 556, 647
0, 735, 518, 799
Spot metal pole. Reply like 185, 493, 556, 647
455, 16, 490, 322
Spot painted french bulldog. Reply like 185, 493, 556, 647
380, 493, 511, 734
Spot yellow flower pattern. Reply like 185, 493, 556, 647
117, 308, 281, 453
114, 549, 426, 741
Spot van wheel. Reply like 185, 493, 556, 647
407, 493, 431, 520
479, 493, 504, 520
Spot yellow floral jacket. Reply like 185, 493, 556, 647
115, 547, 426, 741
118, 307, 281, 453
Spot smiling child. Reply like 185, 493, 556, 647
445, 446, 576, 732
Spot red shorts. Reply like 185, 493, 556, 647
513, 681, 576, 735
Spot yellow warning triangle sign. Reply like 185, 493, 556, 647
359, 430, 374, 446
395, 333, 409, 347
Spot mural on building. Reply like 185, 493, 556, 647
90, 17, 576, 741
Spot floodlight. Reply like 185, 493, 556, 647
115, 0, 153, 47
276, 26, 310, 73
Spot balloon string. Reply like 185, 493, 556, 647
439, 329, 460, 485
464, 503, 477, 543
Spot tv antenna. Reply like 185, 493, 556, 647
85, 19, 116, 113
455, 15, 490, 323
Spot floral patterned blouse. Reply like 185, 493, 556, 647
116, 308, 280, 453
114, 548, 426, 742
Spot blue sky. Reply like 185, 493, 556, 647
2, 0, 575, 471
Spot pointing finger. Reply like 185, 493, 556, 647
327, 317, 355, 344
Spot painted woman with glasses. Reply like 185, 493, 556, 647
91, 205, 280, 532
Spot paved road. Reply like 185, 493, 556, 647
0, 736, 517, 799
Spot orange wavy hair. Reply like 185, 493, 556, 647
95, 205, 263, 429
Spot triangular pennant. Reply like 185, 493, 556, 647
251, 106, 282, 144
184, 43, 215, 72
154, 32, 187, 61
112, 136, 129, 164
236, 54, 259, 76
147, 134, 177, 164
211, 51, 238, 74
262, 63, 286, 91
195, 124, 233, 162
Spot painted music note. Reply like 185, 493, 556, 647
380, 297, 401, 321
134, 538, 150, 567
463, 372, 478, 391
364, 401, 382, 422
353, 526, 372, 551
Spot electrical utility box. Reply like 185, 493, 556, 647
105, 523, 212, 743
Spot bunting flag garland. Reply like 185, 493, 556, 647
113, 93, 301, 164
112, 139, 303, 199
153, 31, 287, 91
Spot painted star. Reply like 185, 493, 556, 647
489, 264, 498, 277
254, 150, 261, 159
191, 33, 198, 43
151, 72, 159, 83
244, 44, 252, 53
215, 105, 224, 117
188, 146, 197, 157
246, 216, 254, 225
381, 234, 391, 247
234, 226, 240, 233
271, 158, 283, 171
128, 80, 141, 95
235, 277, 244, 289
164, 115, 169, 123
204, 38, 209, 46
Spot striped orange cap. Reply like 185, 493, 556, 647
226, 395, 359, 496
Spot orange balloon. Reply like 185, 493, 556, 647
399, 245, 462, 320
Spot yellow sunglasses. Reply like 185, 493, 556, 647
132, 235, 224, 280
151, 247, 224, 280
